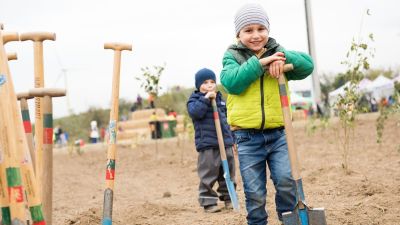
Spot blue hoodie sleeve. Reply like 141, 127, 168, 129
187, 93, 210, 120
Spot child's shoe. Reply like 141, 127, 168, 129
204, 205, 221, 213
224, 201, 233, 210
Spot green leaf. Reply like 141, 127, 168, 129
369, 33, 374, 41
359, 43, 368, 50
363, 61, 370, 70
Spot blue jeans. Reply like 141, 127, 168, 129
234, 128, 296, 225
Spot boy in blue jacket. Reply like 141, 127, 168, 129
187, 68, 236, 213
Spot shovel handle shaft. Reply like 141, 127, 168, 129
211, 98, 227, 160
211, 98, 240, 210
277, 64, 301, 180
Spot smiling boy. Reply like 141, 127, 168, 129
220, 3, 314, 225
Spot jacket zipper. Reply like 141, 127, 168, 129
260, 75, 265, 130
258, 49, 270, 131
249, 47, 274, 131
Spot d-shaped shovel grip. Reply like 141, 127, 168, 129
104, 42, 132, 51
29, 88, 66, 98
7, 53, 17, 61
20, 32, 56, 42
17, 92, 34, 101
2, 32, 19, 44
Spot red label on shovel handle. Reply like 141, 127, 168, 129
8, 186, 24, 203
106, 169, 115, 180
213, 111, 219, 120
23, 121, 32, 133
280, 96, 289, 108
43, 128, 53, 144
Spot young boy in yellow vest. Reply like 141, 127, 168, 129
220, 3, 314, 225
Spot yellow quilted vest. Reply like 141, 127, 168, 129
227, 73, 289, 129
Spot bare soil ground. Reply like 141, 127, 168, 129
54, 113, 400, 225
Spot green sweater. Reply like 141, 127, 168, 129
220, 38, 314, 129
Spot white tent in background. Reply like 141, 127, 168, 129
328, 76, 394, 107
328, 81, 350, 106
364, 75, 395, 100
328, 78, 372, 107
358, 78, 372, 92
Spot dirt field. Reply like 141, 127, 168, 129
53, 113, 400, 225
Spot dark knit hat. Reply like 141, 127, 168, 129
234, 3, 270, 36
195, 68, 216, 90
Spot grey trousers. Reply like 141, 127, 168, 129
197, 147, 236, 207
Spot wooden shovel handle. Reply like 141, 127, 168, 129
20, 32, 56, 42
211, 98, 228, 161
276, 64, 301, 180
283, 64, 294, 72
17, 92, 34, 100
104, 42, 132, 51
29, 88, 66, 98
7, 52, 17, 61
2, 32, 19, 44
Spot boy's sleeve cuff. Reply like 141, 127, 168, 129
248, 56, 265, 76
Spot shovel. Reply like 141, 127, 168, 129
211, 98, 239, 211
278, 64, 327, 225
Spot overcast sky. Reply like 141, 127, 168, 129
1, 0, 399, 118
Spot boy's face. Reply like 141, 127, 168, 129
199, 79, 216, 93
238, 24, 269, 54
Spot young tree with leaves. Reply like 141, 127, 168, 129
334, 11, 375, 174
135, 64, 165, 108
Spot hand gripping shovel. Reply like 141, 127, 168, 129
211, 98, 239, 211
278, 64, 327, 225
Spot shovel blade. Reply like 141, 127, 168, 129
221, 160, 239, 211
282, 207, 327, 225
226, 177, 239, 210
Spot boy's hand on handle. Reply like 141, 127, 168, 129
269, 60, 285, 79
259, 52, 285, 68
205, 91, 216, 99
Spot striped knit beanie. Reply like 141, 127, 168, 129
234, 3, 270, 36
